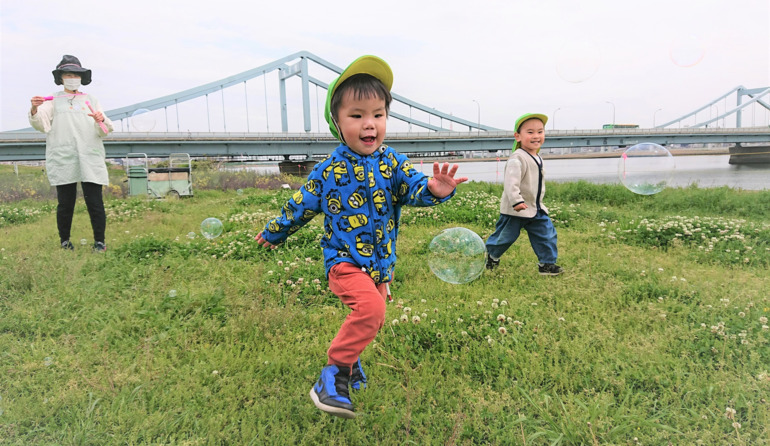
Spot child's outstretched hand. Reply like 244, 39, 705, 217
254, 231, 279, 249
427, 162, 468, 198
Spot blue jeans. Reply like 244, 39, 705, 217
485, 210, 558, 264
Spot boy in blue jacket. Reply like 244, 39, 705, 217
255, 55, 467, 418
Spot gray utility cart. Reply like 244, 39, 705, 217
126, 153, 193, 198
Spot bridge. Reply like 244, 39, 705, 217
1, 51, 769, 162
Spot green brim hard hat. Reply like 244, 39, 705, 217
513, 113, 548, 150
324, 55, 393, 142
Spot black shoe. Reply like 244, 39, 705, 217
309, 365, 355, 418
350, 358, 367, 391
486, 254, 500, 270
538, 263, 564, 276
92, 242, 107, 253
61, 240, 74, 250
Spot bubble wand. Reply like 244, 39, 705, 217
85, 101, 108, 133
42, 93, 87, 100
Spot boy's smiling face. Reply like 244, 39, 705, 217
515, 118, 545, 154
336, 89, 387, 156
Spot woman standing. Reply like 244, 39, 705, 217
29, 55, 113, 252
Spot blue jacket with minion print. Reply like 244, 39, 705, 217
261, 144, 454, 284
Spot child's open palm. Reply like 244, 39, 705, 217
427, 162, 468, 198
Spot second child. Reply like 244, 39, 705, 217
485, 113, 563, 275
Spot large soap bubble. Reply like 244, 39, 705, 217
427, 227, 487, 284
618, 143, 676, 195
201, 217, 224, 240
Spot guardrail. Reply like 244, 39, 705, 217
2, 128, 769, 161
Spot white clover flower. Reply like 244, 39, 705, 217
558, 317, 565, 322
421, 313, 428, 319
400, 314, 409, 323
760, 316, 768, 324
500, 300, 508, 306
491, 302, 499, 309
391, 319, 399, 326
498, 327, 507, 335
476, 301, 483, 307
513, 320, 523, 327
412, 315, 421, 324
492, 298, 499, 304
461, 331, 468, 336
725, 407, 736, 419
403, 307, 411, 313
497, 314, 506, 322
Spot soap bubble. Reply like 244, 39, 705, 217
168, 289, 177, 298
44, 357, 53, 366
236, 189, 244, 195
428, 227, 487, 284
130, 108, 156, 132
80, 238, 87, 245
187, 232, 196, 239
201, 217, 224, 240
556, 39, 601, 83
618, 143, 676, 195
669, 35, 705, 68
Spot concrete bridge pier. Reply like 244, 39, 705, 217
728, 145, 770, 164
278, 160, 317, 176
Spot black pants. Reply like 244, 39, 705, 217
56, 182, 106, 244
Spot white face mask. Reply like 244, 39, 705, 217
62, 78, 81, 91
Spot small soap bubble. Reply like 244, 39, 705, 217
618, 143, 676, 195
130, 108, 156, 132
669, 35, 705, 68
201, 217, 224, 240
168, 289, 177, 298
236, 189, 244, 195
80, 239, 87, 245
556, 39, 601, 83
428, 227, 487, 284
187, 232, 196, 239
44, 357, 53, 366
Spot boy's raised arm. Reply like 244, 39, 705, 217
427, 162, 468, 198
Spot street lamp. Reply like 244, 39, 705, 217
552, 107, 561, 130
605, 101, 615, 127
653, 108, 663, 127
472, 99, 480, 134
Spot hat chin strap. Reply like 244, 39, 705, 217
331, 116, 347, 146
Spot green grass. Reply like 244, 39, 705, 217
1, 176, 769, 445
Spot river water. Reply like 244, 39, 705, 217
231, 155, 770, 191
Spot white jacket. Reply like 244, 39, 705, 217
28, 91, 113, 186
498, 149, 549, 218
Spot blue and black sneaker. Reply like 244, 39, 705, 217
350, 358, 367, 391
309, 365, 355, 418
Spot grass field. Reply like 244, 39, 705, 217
1, 163, 769, 445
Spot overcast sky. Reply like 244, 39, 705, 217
1, 0, 768, 134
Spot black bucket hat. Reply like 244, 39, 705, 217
52, 55, 92, 86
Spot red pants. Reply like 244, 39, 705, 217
326, 262, 389, 367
